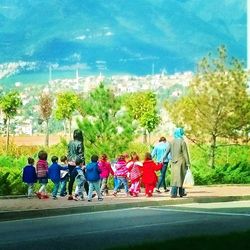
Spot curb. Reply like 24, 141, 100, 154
1, 195, 250, 222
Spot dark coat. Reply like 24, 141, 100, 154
48, 163, 68, 183
23, 165, 37, 184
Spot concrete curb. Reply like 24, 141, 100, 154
1, 195, 250, 222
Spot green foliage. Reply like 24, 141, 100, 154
55, 92, 79, 136
78, 83, 135, 159
190, 144, 250, 185
124, 91, 160, 135
55, 92, 79, 120
166, 46, 250, 167
0, 91, 22, 119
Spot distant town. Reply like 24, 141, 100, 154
0, 71, 193, 136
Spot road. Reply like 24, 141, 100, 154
0, 201, 250, 250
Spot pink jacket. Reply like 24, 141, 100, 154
36, 159, 48, 178
114, 160, 128, 178
98, 160, 114, 179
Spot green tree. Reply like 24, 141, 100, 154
55, 92, 79, 138
39, 93, 53, 147
166, 46, 250, 168
124, 91, 160, 144
77, 83, 135, 159
0, 91, 22, 152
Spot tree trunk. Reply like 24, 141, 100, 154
6, 117, 10, 152
143, 129, 147, 144
45, 119, 49, 147
69, 118, 72, 140
148, 131, 151, 146
210, 134, 217, 168
63, 120, 67, 137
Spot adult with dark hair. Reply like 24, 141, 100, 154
151, 136, 170, 193
67, 129, 87, 200
166, 128, 190, 198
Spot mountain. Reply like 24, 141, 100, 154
0, 0, 247, 83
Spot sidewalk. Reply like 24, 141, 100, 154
0, 185, 250, 221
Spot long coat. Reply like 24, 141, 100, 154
169, 139, 190, 187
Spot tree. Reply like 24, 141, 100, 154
0, 91, 22, 152
166, 46, 250, 168
124, 91, 160, 144
39, 93, 53, 147
77, 83, 135, 159
55, 92, 79, 138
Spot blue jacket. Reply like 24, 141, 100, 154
22, 165, 37, 184
48, 162, 68, 183
151, 141, 170, 163
85, 162, 100, 182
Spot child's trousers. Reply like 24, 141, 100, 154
145, 183, 155, 196
129, 180, 140, 195
27, 183, 34, 197
88, 180, 101, 200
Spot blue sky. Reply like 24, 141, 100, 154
0, 0, 247, 78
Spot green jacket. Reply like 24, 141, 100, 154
67, 140, 85, 165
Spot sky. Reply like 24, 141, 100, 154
0, 0, 247, 81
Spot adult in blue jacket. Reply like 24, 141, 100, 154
151, 136, 170, 193
48, 156, 68, 199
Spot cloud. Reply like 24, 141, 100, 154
105, 31, 113, 36
75, 35, 86, 40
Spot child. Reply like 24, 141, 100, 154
48, 156, 68, 200
98, 154, 114, 196
71, 157, 86, 201
22, 157, 37, 198
142, 152, 162, 197
59, 156, 69, 197
113, 155, 129, 196
36, 150, 49, 199
127, 152, 143, 197
85, 155, 103, 202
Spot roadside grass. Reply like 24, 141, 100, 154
108, 230, 250, 250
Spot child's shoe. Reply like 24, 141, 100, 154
98, 197, 103, 201
42, 194, 49, 199
87, 199, 92, 202
35, 192, 42, 199
52, 196, 58, 200
68, 195, 74, 200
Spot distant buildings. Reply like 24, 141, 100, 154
0, 71, 193, 136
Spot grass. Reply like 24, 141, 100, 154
108, 230, 250, 250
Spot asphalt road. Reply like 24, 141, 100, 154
0, 201, 250, 250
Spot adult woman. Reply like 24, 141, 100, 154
67, 129, 86, 200
167, 128, 190, 198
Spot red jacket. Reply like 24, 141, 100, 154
142, 160, 162, 185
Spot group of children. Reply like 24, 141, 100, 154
22, 150, 164, 201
